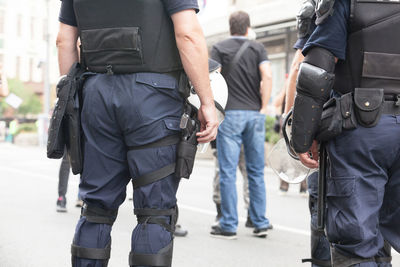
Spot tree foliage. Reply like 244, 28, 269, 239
0, 79, 42, 116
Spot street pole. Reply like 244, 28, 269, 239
39, 0, 50, 147
44, 0, 50, 116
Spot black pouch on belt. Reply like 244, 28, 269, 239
340, 92, 357, 130
315, 97, 342, 142
353, 88, 384, 128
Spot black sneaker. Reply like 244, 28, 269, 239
253, 228, 268, 238
56, 196, 67, 213
210, 226, 237, 240
174, 224, 188, 237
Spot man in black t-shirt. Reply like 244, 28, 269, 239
210, 11, 273, 239
57, 0, 218, 266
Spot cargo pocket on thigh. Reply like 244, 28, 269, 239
326, 176, 363, 244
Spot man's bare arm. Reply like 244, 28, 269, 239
56, 23, 79, 75
284, 49, 304, 114
171, 10, 218, 143
259, 62, 273, 114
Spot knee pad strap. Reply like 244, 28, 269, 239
134, 207, 177, 233
331, 246, 374, 267
129, 241, 173, 267
71, 243, 111, 260
81, 203, 118, 225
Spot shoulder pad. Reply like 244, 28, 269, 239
315, 0, 335, 25
297, 0, 316, 38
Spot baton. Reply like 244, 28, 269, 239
317, 142, 327, 231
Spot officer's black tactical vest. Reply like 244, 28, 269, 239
334, 0, 400, 95
73, 0, 182, 74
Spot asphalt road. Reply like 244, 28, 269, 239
0, 143, 398, 267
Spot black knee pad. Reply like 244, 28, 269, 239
129, 207, 177, 267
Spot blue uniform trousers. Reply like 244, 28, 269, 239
307, 171, 332, 267
72, 72, 184, 267
326, 115, 400, 266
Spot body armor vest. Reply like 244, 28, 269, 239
73, 0, 183, 74
334, 0, 400, 95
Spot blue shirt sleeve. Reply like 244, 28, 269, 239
293, 37, 308, 50
302, 0, 350, 60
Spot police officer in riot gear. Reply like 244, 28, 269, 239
292, 0, 399, 266
56, 0, 218, 266
283, 1, 332, 266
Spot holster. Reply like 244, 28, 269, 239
47, 63, 87, 174
175, 104, 199, 179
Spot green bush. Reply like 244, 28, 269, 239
265, 115, 281, 144
16, 123, 37, 135
1, 79, 42, 116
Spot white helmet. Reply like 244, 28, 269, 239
187, 59, 228, 123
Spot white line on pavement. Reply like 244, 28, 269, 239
1, 165, 310, 237
178, 203, 310, 237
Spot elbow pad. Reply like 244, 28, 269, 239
297, 0, 316, 38
292, 47, 335, 153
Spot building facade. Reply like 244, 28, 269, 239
0, 0, 60, 95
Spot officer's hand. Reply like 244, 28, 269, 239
196, 103, 219, 143
298, 140, 319, 169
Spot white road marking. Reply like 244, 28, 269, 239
178, 203, 310, 237
1, 165, 309, 237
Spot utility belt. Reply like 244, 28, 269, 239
48, 62, 198, 179
316, 88, 400, 142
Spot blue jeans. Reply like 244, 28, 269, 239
217, 110, 270, 232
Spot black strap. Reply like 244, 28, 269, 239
375, 256, 392, 263
302, 258, 332, 267
129, 242, 173, 267
82, 204, 118, 225
138, 217, 174, 233
135, 208, 175, 216
135, 208, 177, 233
71, 244, 111, 260
132, 163, 176, 189
226, 40, 250, 74
383, 100, 400, 115
128, 134, 180, 151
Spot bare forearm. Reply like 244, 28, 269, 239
56, 23, 79, 75
259, 62, 273, 112
260, 78, 272, 110
57, 44, 78, 75
284, 49, 304, 114
172, 11, 213, 106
